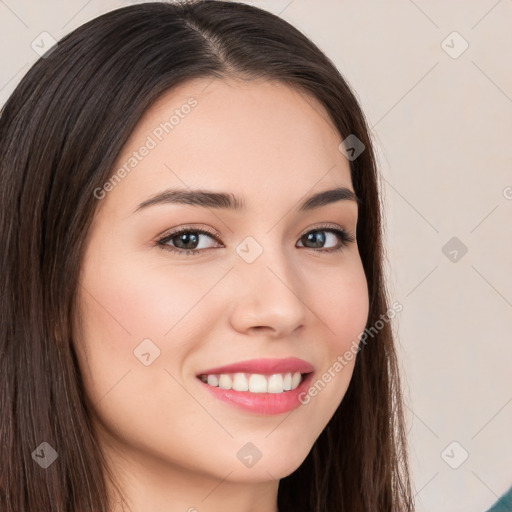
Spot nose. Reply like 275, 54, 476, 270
228, 245, 308, 338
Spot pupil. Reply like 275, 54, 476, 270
177, 233, 198, 249
306, 231, 325, 248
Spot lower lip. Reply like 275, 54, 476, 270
197, 373, 314, 415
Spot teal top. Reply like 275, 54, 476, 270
486, 487, 512, 512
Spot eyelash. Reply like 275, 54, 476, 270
155, 224, 356, 256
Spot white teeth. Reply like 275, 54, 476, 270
291, 372, 302, 389
283, 372, 292, 391
207, 374, 218, 387
232, 372, 249, 392
218, 374, 232, 389
249, 374, 267, 393
267, 374, 284, 393
200, 371, 305, 393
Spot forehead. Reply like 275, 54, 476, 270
99, 77, 353, 215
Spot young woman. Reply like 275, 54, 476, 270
0, 1, 413, 511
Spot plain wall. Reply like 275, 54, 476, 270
1, 1, 511, 511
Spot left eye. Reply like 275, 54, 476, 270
296, 229, 351, 250
156, 226, 355, 256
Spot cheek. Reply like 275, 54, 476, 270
77, 243, 226, 347
316, 257, 370, 351
73, 245, 228, 418
74, 254, 212, 469
297, 257, 369, 418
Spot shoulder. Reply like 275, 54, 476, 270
486, 486, 512, 512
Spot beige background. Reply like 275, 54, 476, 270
1, 1, 511, 510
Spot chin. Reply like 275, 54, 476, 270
228, 446, 312, 483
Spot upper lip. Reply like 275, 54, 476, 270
197, 357, 314, 376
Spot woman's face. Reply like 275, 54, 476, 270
75, 77, 369, 488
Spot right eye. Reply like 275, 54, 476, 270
156, 227, 222, 256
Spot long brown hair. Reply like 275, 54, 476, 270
0, 1, 413, 510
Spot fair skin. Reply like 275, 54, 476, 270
74, 77, 369, 512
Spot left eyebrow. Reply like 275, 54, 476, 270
133, 186, 360, 214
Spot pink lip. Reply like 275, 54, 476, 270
196, 357, 315, 415
197, 357, 314, 376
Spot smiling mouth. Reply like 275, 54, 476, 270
198, 371, 309, 394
